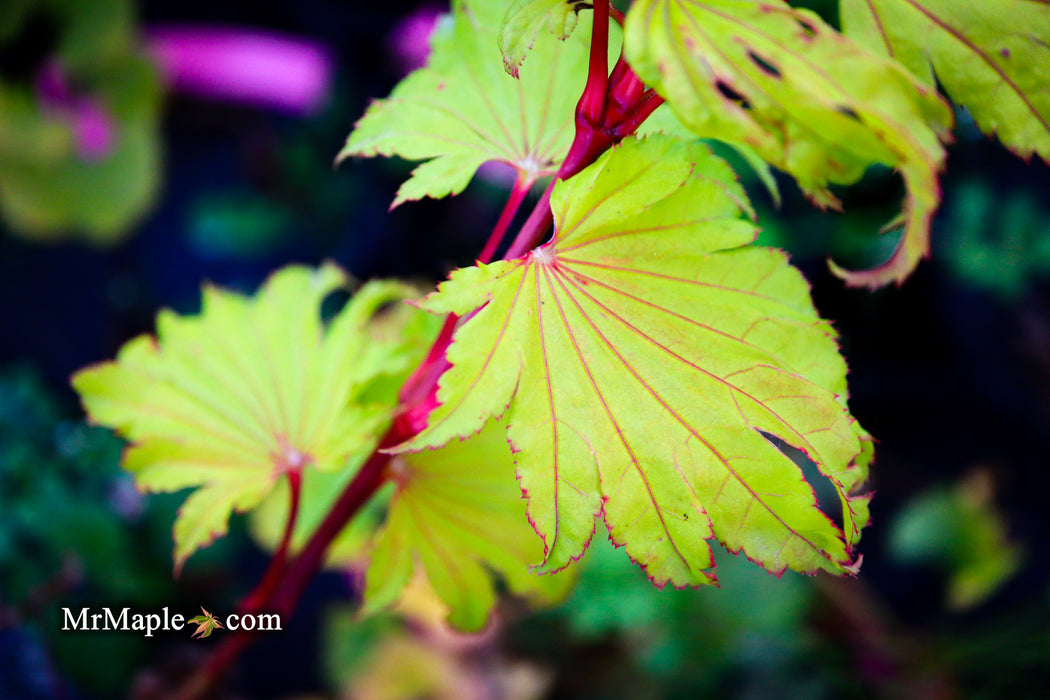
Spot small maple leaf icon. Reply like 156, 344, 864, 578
187, 607, 224, 639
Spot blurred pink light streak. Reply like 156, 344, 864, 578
146, 26, 333, 115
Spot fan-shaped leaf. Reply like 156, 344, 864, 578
398, 135, 871, 588
339, 0, 594, 207
624, 0, 953, 287
73, 265, 435, 570
365, 419, 575, 631
841, 0, 1050, 162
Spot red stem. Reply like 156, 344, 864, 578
268, 435, 396, 615
239, 469, 302, 613
504, 178, 556, 259
577, 0, 610, 126
476, 172, 534, 264
610, 90, 665, 138
172, 433, 398, 700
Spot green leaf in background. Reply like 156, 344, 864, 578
624, 0, 952, 288
399, 135, 870, 588
338, 0, 597, 206
841, 0, 1050, 163
0, 0, 162, 243
365, 419, 575, 631
73, 265, 431, 570
889, 469, 1023, 610
940, 178, 1050, 300
562, 537, 813, 679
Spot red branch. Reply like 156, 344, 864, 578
577, 0, 610, 125
506, 0, 663, 257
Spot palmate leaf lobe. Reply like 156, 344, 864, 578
366, 418, 575, 631
398, 135, 871, 588
624, 0, 954, 288
338, 0, 596, 207
73, 264, 435, 570
841, 0, 1050, 163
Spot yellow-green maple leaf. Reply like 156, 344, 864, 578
338, 0, 596, 206
73, 264, 435, 570
397, 135, 871, 588
365, 418, 575, 631
624, 0, 953, 287
841, 0, 1050, 162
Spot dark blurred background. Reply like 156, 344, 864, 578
2, 0, 1049, 698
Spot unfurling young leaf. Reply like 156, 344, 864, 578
338, 0, 597, 207
841, 0, 1050, 163
624, 0, 953, 287
73, 264, 435, 570
398, 135, 871, 589
365, 419, 575, 631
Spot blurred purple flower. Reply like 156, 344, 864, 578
146, 26, 333, 116
388, 5, 444, 74
35, 62, 115, 162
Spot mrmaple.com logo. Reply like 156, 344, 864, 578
60, 606, 281, 638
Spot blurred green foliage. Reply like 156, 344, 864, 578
0, 0, 161, 243
941, 178, 1050, 300
889, 470, 1023, 610
520, 539, 822, 700
0, 367, 182, 695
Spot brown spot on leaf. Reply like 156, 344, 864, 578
836, 105, 860, 121
797, 18, 816, 38
715, 79, 751, 109
747, 50, 781, 78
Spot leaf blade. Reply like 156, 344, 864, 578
366, 419, 574, 631
74, 265, 435, 569
624, 0, 953, 287
402, 136, 870, 587
339, 0, 594, 205
842, 0, 1050, 162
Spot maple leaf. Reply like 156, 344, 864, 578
841, 0, 1050, 163
623, 0, 953, 288
73, 264, 435, 570
338, 0, 598, 207
365, 419, 575, 631
187, 607, 224, 639
398, 135, 871, 588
